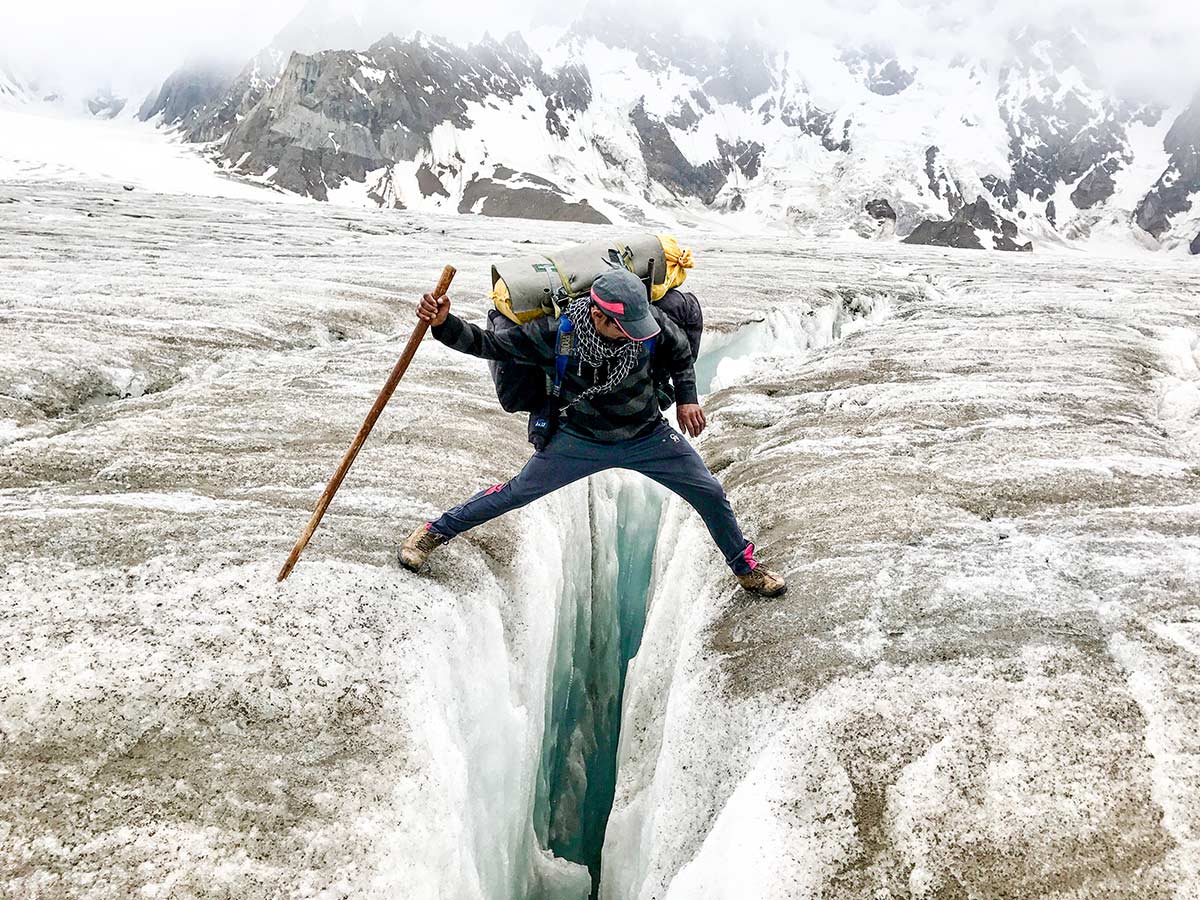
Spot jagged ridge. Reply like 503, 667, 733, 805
141, 10, 1200, 252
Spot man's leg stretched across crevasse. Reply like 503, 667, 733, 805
618, 422, 769, 579
429, 433, 609, 537
401, 422, 786, 595
399, 432, 609, 569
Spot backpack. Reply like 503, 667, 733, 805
490, 233, 692, 324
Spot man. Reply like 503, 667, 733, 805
399, 267, 787, 597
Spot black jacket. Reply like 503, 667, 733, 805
432, 306, 698, 442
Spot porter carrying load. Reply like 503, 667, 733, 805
486, 234, 702, 416
406, 264, 787, 598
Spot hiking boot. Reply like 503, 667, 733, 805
737, 567, 787, 598
399, 523, 448, 572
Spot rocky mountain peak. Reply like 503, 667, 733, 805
137, 60, 241, 126
1136, 92, 1200, 240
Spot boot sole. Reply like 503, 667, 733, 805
743, 583, 787, 598
398, 551, 426, 573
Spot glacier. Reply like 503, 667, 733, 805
1, 180, 1199, 899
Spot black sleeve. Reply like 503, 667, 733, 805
431, 313, 556, 364
655, 313, 699, 406
657, 290, 703, 359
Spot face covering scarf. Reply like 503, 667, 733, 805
561, 296, 645, 407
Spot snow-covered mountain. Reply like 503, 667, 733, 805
143, 6, 1200, 254
1137, 97, 1200, 251
1, 59, 130, 120
0, 64, 30, 105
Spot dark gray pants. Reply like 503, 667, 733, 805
429, 420, 758, 574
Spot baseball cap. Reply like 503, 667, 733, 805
589, 268, 660, 342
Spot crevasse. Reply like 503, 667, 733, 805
524, 292, 896, 899
531, 473, 666, 899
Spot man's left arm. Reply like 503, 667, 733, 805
660, 316, 705, 437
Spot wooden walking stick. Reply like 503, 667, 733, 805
277, 264, 456, 582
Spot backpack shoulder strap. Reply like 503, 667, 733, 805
552, 316, 575, 398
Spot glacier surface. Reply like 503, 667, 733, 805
1, 181, 1199, 898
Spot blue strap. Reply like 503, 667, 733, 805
553, 317, 656, 397
552, 315, 575, 397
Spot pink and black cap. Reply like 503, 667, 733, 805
589, 268, 661, 342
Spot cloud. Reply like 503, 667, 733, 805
1, 0, 305, 97
3, 0, 1197, 106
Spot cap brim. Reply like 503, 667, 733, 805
615, 313, 660, 342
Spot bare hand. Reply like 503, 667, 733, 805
417, 292, 450, 326
676, 403, 706, 438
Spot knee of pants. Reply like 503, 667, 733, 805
690, 477, 729, 507
493, 478, 546, 507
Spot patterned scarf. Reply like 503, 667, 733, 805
561, 296, 644, 406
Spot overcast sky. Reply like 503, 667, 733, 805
3, 0, 1198, 104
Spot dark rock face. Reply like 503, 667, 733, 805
1070, 160, 1119, 209
137, 61, 238, 127
458, 177, 610, 224
904, 197, 1031, 251
718, 138, 764, 180
629, 99, 728, 204
666, 100, 701, 131
544, 61, 591, 139
997, 29, 1138, 218
843, 49, 916, 96
904, 218, 984, 250
866, 199, 897, 221
1136, 95, 1200, 238
416, 165, 449, 198
1191, 232, 1200, 255
981, 175, 1019, 211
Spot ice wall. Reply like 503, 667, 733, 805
694, 289, 894, 394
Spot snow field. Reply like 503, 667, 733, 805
0, 185, 613, 898
0, 107, 298, 202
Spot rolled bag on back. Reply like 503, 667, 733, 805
489, 233, 693, 324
